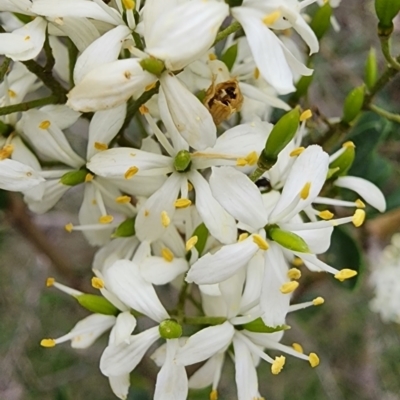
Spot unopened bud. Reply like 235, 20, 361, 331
365, 48, 378, 90
267, 226, 310, 253
375, 0, 400, 32
342, 85, 365, 124
139, 58, 165, 76
329, 143, 355, 178
159, 319, 183, 339
310, 3, 332, 40
76, 294, 119, 315
113, 217, 136, 237
60, 169, 88, 186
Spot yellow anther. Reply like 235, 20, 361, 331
292, 257, 303, 267
334, 269, 357, 282
124, 166, 139, 179
319, 210, 334, 220
287, 268, 301, 280
94, 142, 108, 151
40, 338, 56, 348
289, 147, 305, 157
115, 195, 131, 204
352, 209, 365, 227
65, 223, 73, 232
342, 141, 355, 149
24, 35, 30, 41
263, 10, 281, 26
280, 281, 299, 294
236, 158, 247, 167
174, 198, 192, 208
208, 53, 217, 61
252, 234, 269, 250
355, 199, 365, 208
139, 104, 149, 114
210, 390, 218, 400
271, 355, 286, 375
144, 209, 150, 216
99, 215, 114, 224
122, 0, 135, 9
92, 277, 105, 289
187, 182, 193, 191
7, 89, 17, 98
46, 277, 55, 287
292, 343, 304, 353
161, 247, 174, 262
186, 236, 198, 252
124, 70, 132, 79
312, 296, 325, 306
145, 82, 157, 91
300, 182, 311, 200
300, 109, 313, 122
39, 120, 51, 129
309, 352, 320, 368
245, 151, 258, 166
161, 211, 170, 227
85, 173, 94, 182
254, 67, 260, 79
238, 232, 249, 242
0, 144, 14, 160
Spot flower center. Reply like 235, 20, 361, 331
174, 150, 192, 172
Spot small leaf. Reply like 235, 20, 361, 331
192, 223, 209, 256
221, 43, 238, 71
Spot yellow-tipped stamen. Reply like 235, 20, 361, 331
122, 0, 135, 9
208, 53, 217, 61
99, 215, 114, 224
334, 269, 357, 282
186, 236, 198, 252
161, 247, 174, 262
24, 35, 30, 41
187, 182, 193, 191
252, 234, 269, 250
352, 209, 365, 227
0, 144, 14, 160
271, 355, 286, 375
40, 338, 56, 348
355, 199, 366, 208
145, 82, 157, 91
39, 120, 51, 129
94, 142, 108, 151
319, 210, 334, 220
161, 211, 170, 227
287, 268, 301, 280
92, 277, 105, 289
139, 104, 149, 114
115, 195, 131, 204
46, 277, 55, 287
309, 353, 320, 368
342, 141, 355, 149
263, 10, 281, 26
85, 173, 94, 182
254, 67, 260, 79
124, 166, 139, 179
8, 89, 17, 98
245, 151, 258, 166
312, 296, 325, 306
292, 343, 304, 354
289, 147, 305, 157
236, 158, 247, 167
300, 182, 311, 200
280, 281, 299, 294
292, 257, 303, 267
65, 223, 73, 233
300, 109, 312, 122
210, 390, 218, 400
238, 232, 249, 242
174, 198, 192, 208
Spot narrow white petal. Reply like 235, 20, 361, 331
0, 159, 44, 191
292, 225, 333, 254
240, 252, 264, 313
39, 105, 81, 130
109, 311, 137, 346
140, 256, 188, 285
189, 353, 225, 389
109, 374, 130, 400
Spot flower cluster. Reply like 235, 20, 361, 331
0, 1, 388, 399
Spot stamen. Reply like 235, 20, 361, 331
46, 277, 55, 287
309, 353, 320, 368
236, 158, 247, 167
254, 67, 260, 79
92, 277, 105, 289
289, 147, 305, 157
208, 53, 217, 61
174, 198, 192, 208
161, 247, 174, 262
99, 215, 114, 224
65, 223, 73, 232
263, 10, 281, 26
122, 0, 135, 9
319, 210, 334, 220
115, 195, 131, 204
271, 355, 286, 375
334, 269, 357, 282
352, 209, 365, 227
124, 166, 139, 179
94, 142, 108, 151
292, 343, 304, 353
355, 199, 365, 208
252, 234, 269, 250
287, 268, 301, 280
145, 82, 157, 91
0, 144, 14, 160
40, 338, 56, 348
245, 151, 258, 166
85, 173, 94, 182
238, 232, 249, 242
300, 182, 311, 200
312, 296, 325, 305
187, 182, 193, 191
186, 236, 198, 252
210, 390, 218, 400
39, 120, 51, 129
139, 105, 149, 114
300, 109, 312, 121
292, 257, 303, 267
280, 281, 299, 294
7, 89, 17, 98
342, 141, 355, 148
161, 211, 170, 227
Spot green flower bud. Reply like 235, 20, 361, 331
310, 3, 332, 40
113, 217, 136, 237
192, 222, 209, 256
159, 319, 183, 339
261, 108, 301, 170
174, 150, 191, 172
342, 85, 365, 124
329, 142, 355, 178
60, 169, 88, 186
221, 43, 238, 71
364, 48, 378, 90
76, 294, 119, 316
139, 58, 165, 76
375, 0, 400, 31
292, 74, 314, 103
267, 226, 310, 253
0, 121, 13, 137
243, 317, 290, 333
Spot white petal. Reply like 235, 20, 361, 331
292, 225, 333, 254
140, 256, 188, 285
109, 311, 137, 346
105, 259, 169, 322
189, 170, 237, 245
240, 252, 264, 313
289, 10, 319, 54
109, 374, 130, 400
39, 105, 81, 130
335, 176, 386, 212
210, 167, 268, 229
189, 353, 225, 389
0, 159, 44, 191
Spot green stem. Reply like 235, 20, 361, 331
213, 20, 241, 45
0, 95, 58, 116
43, 28, 55, 72
0, 57, 11, 83
183, 316, 227, 326
369, 103, 400, 123
379, 35, 400, 71
176, 280, 189, 323
249, 167, 266, 182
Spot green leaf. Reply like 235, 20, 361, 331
192, 223, 209, 256
221, 43, 238, 71
243, 317, 290, 333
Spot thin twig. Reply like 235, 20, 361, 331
0, 95, 59, 116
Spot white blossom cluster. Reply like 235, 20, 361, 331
0, 0, 388, 399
